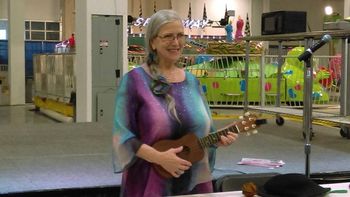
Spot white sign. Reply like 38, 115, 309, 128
133, 17, 209, 29
134, 18, 151, 27
183, 19, 209, 28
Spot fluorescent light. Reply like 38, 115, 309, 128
325, 6, 333, 15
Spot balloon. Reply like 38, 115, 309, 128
288, 88, 297, 99
294, 84, 302, 91
212, 81, 219, 89
265, 82, 272, 91
202, 85, 207, 93
240, 80, 246, 91
312, 92, 321, 100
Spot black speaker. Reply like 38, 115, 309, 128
261, 11, 307, 35
127, 15, 134, 24
219, 18, 228, 26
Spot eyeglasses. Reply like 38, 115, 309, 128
157, 33, 186, 42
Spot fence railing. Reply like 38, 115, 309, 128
128, 53, 341, 109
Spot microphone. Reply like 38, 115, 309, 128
298, 34, 332, 62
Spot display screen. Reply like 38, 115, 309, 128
264, 17, 276, 32
262, 11, 306, 35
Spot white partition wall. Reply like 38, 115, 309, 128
75, 0, 128, 122
8, 0, 25, 105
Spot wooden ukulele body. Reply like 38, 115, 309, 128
151, 113, 265, 178
152, 133, 204, 178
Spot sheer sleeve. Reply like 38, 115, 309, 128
195, 74, 217, 171
112, 73, 142, 172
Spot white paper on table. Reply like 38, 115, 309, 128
237, 157, 285, 169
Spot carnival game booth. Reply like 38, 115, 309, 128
185, 40, 287, 107
128, 38, 338, 108
185, 42, 336, 107
186, 56, 286, 106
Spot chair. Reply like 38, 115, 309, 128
214, 172, 280, 192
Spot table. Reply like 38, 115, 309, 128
173, 182, 350, 197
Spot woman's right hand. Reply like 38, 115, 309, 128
157, 146, 192, 178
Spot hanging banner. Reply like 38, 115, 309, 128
134, 17, 209, 29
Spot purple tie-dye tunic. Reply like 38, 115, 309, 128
113, 66, 216, 196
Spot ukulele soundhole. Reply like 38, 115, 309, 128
178, 146, 191, 159
182, 146, 190, 154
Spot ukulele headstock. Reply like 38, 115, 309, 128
236, 112, 266, 135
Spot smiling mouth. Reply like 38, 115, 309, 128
167, 49, 180, 53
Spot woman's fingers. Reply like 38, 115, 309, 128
220, 132, 238, 146
161, 146, 192, 177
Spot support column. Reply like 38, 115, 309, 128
345, 0, 350, 18
8, 0, 25, 105
61, 0, 76, 40
251, 0, 268, 36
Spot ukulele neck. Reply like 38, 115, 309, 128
198, 124, 240, 149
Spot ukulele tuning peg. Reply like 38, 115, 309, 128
239, 116, 243, 120
242, 121, 246, 125
244, 126, 250, 131
252, 124, 256, 128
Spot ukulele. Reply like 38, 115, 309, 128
152, 112, 266, 178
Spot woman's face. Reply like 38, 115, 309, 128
151, 20, 185, 65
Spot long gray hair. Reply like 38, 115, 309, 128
145, 9, 183, 122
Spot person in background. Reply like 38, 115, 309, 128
225, 19, 234, 42
113, 9, 238, 196
68, 33, 75, 49
235, 16, 244, 41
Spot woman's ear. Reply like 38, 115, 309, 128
151, 44, 156, 51
150, 40, 156, 51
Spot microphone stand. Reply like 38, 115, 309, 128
302, 38, 314, 178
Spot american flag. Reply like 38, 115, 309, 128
139, 0, 142, 17
139, 0, 142, 32
188, 2, 192, 20
203, 3, 207, 20
245, 13, 251, 36
153, 1, 157, 13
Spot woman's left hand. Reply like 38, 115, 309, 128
217, 131, 238, 147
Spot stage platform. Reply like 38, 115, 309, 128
1, 105, 350, 196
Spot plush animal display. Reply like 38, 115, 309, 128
282, 47, 330, 103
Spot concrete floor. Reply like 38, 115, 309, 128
0, 104, 58, 125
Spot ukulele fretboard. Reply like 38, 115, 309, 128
198, 125, 239, 148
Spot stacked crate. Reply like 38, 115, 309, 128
33, 53, 75, 117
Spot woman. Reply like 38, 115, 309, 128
113, 9, 238, 196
